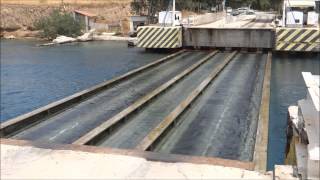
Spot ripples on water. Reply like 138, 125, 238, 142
268, 52, 320, 170
0, 40, 169, 121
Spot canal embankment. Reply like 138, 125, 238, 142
0, 2, 131, 39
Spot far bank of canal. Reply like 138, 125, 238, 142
1, 39, 319, 170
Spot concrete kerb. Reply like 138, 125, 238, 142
253, 51, 272, 172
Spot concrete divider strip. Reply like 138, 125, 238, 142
0, 50, 186, 137
73, 51, 219, 145
135, 51, 238, 151
253, 52, 272, 172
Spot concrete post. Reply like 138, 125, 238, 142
85, 16, 89, 32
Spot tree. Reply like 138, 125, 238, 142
131, 0, 278, 19
131, 0, 148, 15
35, 9, 84, 39
226, 0, 273, 10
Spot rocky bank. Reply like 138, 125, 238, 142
0, 3, 131, 39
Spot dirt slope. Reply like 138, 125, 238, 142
0, 1, 131, 37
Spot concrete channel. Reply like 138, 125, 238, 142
2, 51, 209, 143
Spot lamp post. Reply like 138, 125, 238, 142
172, 0, 176, 26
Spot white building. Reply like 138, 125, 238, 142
158, 11, 182, 26
73, 10, 97, 32
282, 0, 319, 27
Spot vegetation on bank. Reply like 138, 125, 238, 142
34, 9, 84, 39
131, 0, 281, 18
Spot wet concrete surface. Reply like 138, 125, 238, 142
97, 53, 230, 148
154, 53, 267, 162
12, 51, 208, 144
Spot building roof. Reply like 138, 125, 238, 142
74, 10, 97, 17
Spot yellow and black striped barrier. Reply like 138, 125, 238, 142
276, 28, 320, 52
137, 26, 182, 49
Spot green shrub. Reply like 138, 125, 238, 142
35, 9, 84, 39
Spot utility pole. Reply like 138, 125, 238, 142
172, 0, 176, 26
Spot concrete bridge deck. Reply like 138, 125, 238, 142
3, 138, 285, 179
193, 13, 274, 29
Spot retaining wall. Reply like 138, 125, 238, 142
183, 27, 276, 49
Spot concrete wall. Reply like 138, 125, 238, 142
186, 12, 224, 26
183, 28, 276, 49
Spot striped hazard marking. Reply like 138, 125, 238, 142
276, 28, 320, 52
137, 26, 182, 49
276, 42, 319, 52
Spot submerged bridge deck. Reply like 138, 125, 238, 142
0, 50, 271, 171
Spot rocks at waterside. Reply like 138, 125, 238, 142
38, 29, 131, 46
4, 35, 16, 39
50, 29, 95, 44
52, 35, 77, 44
76, 29, 95, 42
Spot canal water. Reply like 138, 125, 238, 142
268, 52, 320, 170
1, 40, 319, 170
0, 40, 169, 122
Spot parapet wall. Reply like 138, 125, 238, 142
183, 27, 276, 49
